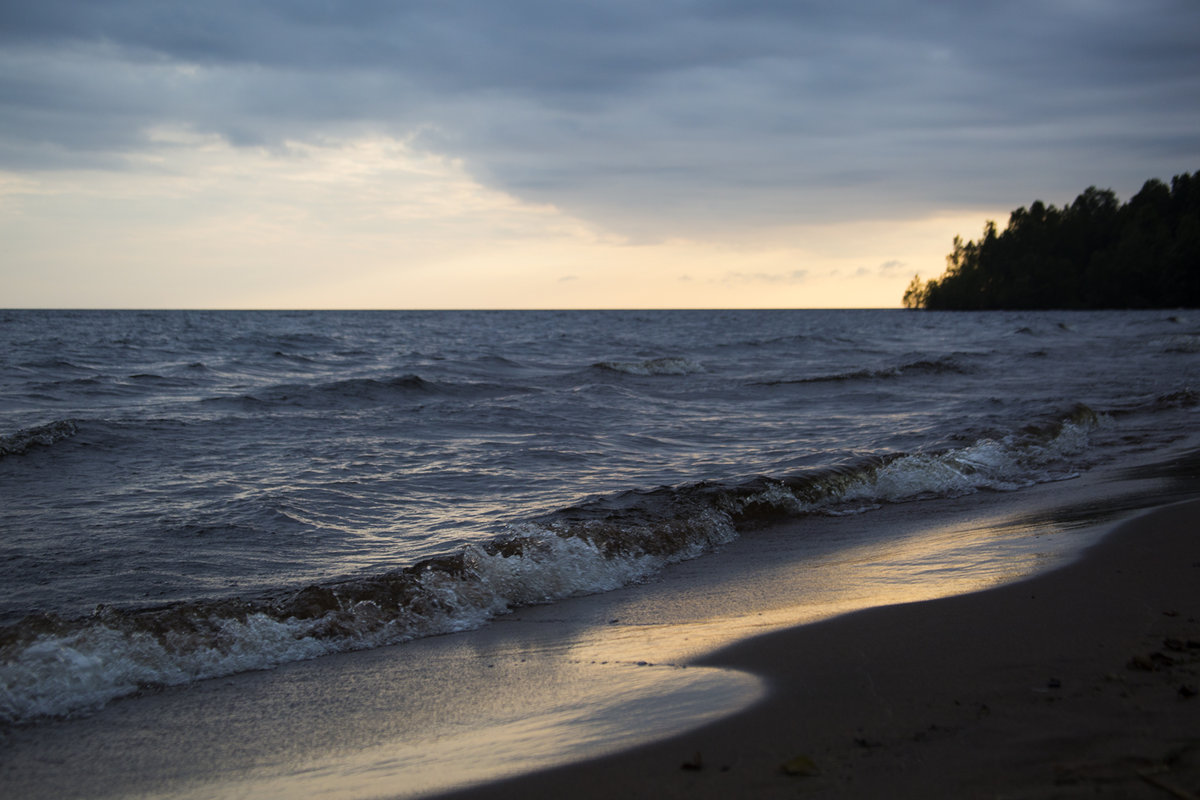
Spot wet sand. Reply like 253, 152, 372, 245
437, 499, 1200, 800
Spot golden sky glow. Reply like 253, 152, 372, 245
0, 135, 1004, 309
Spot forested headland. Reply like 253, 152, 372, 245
903, 171, 1200, 309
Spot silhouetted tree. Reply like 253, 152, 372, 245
902, 274, 927, 308
905, 172, 1200, 309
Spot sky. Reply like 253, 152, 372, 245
2, 1, 1198, 309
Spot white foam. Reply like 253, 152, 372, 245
0, 512, 739, 724
733, 415, 1099, 517
844, 421, 1095, 504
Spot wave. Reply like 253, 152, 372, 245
0, 510, 736, 724
0, 420, 79, 458
16, 359, 91, 372
126, 373, 197, 388
200, 374, 527, 410
591, 357, 705, 376
1100, 389, 1200, 416
1014, 321, 1074, 336
1159, 334, 1200, 353
1150, 389, 1200, 410
233, 331, 343, 351
755, 355, 970, 386
0, 406, 1101, 724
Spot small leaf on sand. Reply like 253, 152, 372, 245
781, 754, 820, 776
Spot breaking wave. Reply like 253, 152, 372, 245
0, 512, 736, 724
0, 406, 1101, 724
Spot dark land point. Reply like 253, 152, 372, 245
905, 170, 1200, 310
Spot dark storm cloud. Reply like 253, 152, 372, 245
2, 0, 1198, 235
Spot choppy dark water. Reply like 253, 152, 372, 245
2, 309, 1197, 722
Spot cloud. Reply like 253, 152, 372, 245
1, 0, 1198, 243
720, 269, 809, 285
869, 260, 908, 277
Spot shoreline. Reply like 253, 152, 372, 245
2, 453, 1197, 799
437, 499, 1200, 799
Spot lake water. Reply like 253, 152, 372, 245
2, 308, 1197, 724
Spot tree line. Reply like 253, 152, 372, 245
903, 171, 1200, 309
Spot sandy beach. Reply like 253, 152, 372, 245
438, 499, 1200, 800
